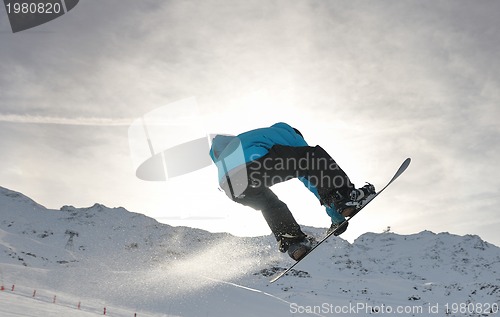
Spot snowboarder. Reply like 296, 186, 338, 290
209, 122, 376, 261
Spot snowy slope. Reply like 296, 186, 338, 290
0, 290, 100, 317
0, 186, 499, 317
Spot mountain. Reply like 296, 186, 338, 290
0, 186, 499, 317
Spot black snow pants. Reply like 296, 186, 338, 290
221, 144, 353, 242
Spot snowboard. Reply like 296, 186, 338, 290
269, 158, 411, 283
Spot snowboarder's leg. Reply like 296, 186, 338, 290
219, 165, 315, 260
235, 187, 314, 261
246, 144, 376, 221
233, 185, 305, 244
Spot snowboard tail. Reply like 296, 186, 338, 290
269, 158, 411, 283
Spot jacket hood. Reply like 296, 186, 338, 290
209, 135, 237, 162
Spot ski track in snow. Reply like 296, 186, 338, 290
202, 276, 326, 317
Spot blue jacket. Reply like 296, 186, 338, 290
209, 122, 344, 223
209, 122, 305, 163
209, 122, 319, 196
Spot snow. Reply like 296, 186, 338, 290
1, 186, 499, 316
0, 290, 98, 317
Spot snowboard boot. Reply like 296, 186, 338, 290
287, 236, 316, 261
278, 234, 316, 261
328, 221, 349, 236
327, 183, 376, 217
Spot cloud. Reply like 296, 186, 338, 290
0, 113, 133, 126
1, 0, 500, 246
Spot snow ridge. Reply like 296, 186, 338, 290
0, 186, 499, 317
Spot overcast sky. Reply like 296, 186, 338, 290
1, 0, 499, 247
